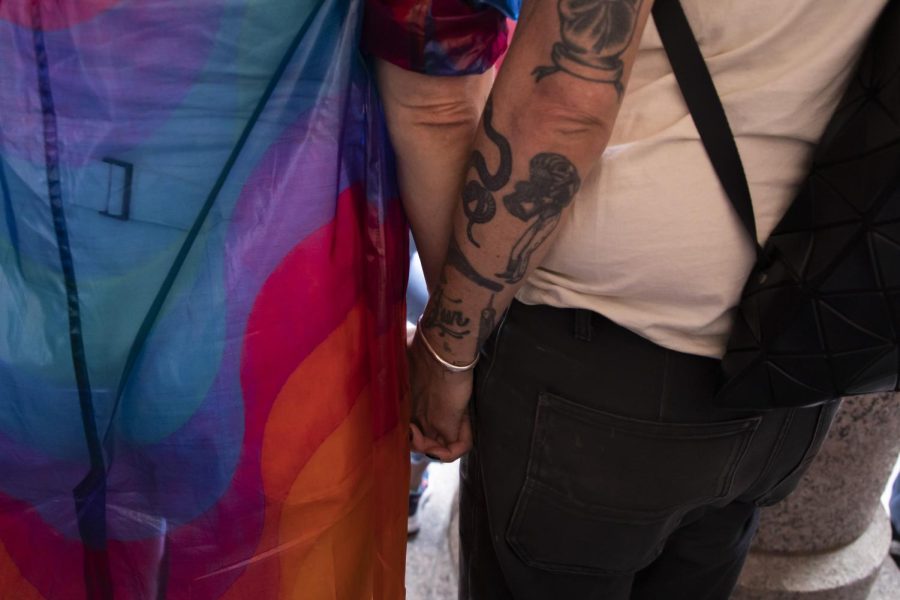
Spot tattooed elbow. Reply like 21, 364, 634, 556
514, 91, 614, 152
539, 104, 612, 145
526, 71, 618, 138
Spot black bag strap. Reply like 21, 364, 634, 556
652, 0, 762, 251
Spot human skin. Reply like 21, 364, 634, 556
404, 0, 655, 459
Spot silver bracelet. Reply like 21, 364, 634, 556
415, 316, 480, 373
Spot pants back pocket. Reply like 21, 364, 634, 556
506, 392, 761, 575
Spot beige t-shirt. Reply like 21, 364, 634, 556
517, 0, 889, 358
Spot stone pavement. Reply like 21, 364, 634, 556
405, 461, 460, 600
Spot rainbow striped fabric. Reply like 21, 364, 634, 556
0, 0, 514, 597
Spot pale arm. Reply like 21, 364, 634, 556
410, 0, 656, 458
376, 61, 494, 288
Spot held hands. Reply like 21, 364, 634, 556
407, 327, 474, 462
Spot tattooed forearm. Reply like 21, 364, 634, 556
533, 0, 644, 97
447, 236, 505, 292
463, 98, 513, 247
422, 286, 472, 344
462, 181, 496, 248
469, 98, 513, 191
477, 295, 497, 350
496, 153, 580, 283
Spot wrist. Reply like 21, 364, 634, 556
415, 315, 479, 373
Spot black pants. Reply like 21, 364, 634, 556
459, 302, 839, 600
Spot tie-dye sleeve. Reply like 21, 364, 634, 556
363, 0, 518, 76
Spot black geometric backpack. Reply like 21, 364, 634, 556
654, 0, 900, 409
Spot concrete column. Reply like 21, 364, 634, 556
733, 393, 900, 600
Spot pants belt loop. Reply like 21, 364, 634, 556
573, 308, 593, 342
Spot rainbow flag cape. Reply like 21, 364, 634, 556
0, 1, 409, 597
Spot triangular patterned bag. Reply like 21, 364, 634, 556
655, 0, 900, 409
